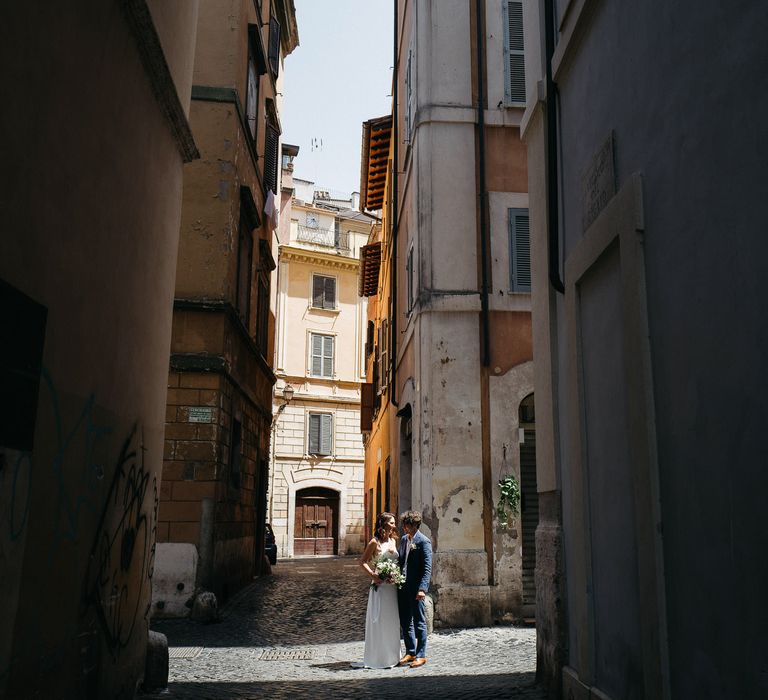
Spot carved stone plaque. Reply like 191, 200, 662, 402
582, 133, 616, 231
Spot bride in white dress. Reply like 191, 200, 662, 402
359, 512, 401, 668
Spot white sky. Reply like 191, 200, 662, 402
281, 1, 394, 197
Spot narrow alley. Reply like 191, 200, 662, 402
149, 558, 543, 700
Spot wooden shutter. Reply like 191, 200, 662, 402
312, 276, 324, 307
366, 320, 374, 357
311, 333, 323, 375
246, 57, 258, 139
320, 414, 332, 455
406, 246, 414, 312
360, 382, 374, 431
322, 335, 334, 377
268, 15, 281, 77
509, 208, 531, 292
380, 319, 389, 389
405, 45, 415, 142
264, 124, 279, 194
324, 276, 336, 309
504, 1, 526, 105
308, 413, 320, 453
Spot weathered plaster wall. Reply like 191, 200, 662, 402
388, 0, 534, 629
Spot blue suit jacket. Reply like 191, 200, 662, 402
399, 530, 432, 594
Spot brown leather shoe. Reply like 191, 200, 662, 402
409, 658, 427, 668
398, 654, 416, 665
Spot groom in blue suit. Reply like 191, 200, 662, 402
397, 510, 433, 668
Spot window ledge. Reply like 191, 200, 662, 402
308, 306, 341, 315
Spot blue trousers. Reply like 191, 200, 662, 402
398, 590, 427, 658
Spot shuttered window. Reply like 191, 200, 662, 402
308, 412, 332, 455
406, 245, 414, 313
312, 274, 336, 309
256, 276, 269, 356
405, 43, 415, 143
236, 208, 253, 325
264, 123, 279, 195
360, 383, 374, 432
503, 1, 526, 105
378, 319, 389, 392
509, 208, 531, 292
310, 333, 334, 378
268, 15, 281, 77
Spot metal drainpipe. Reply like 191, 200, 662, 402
544, 0, 565, 293
476, 0, 491, 366
390, 0, 400, 408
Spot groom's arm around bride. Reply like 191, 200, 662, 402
397, 510, 432, 667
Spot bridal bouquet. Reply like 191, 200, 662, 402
370, 557, 406, 590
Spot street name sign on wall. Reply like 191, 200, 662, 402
188, 407, 214, 423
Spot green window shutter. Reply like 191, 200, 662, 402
308, 413, 320, 453
509, 208, 531, 292
311, 333, 323, 375
320, 414, 332, 455
322, 335, 334, 377
504, 1, 526, 105
264, 124, 279, 194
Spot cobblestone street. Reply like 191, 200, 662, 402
149, 557, 544, 700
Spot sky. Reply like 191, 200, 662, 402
281, 1, 394, 197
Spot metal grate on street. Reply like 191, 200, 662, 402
169, 647, 203, 659
260, 649, 314, 661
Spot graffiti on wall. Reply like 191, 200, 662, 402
82, 423, 158, 658
0, 368, 158, 697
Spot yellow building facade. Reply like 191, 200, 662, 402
269, 182, 374, 558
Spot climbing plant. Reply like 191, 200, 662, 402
496, 474, 521, 527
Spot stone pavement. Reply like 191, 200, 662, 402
148, 557, 545, 700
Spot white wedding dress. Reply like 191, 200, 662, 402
362, 541, 401, 668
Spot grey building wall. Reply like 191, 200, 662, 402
525, 0, 768, 698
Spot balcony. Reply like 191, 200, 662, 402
296, 225, 351, 254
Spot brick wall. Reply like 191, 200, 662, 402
160, 369, 271, 598
159, 370, 223, 545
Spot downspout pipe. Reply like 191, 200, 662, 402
390, 0, 400, 408
476, 0, 491, 366
544, 0, 565, 294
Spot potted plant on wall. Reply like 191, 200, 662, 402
496, 474, 521, 529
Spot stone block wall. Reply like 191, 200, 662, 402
269, 400, 366, 557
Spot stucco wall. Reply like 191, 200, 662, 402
0, 3, 195, 697
525, 1, 768, 696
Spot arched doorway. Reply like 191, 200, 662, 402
294, 487, 339, 556
519, 394, 538, 612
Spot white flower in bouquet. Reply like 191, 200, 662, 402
370, 556, 406, 590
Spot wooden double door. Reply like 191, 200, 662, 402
294, 487, 339, 556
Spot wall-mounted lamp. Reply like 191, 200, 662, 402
282, 384, 294, 403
